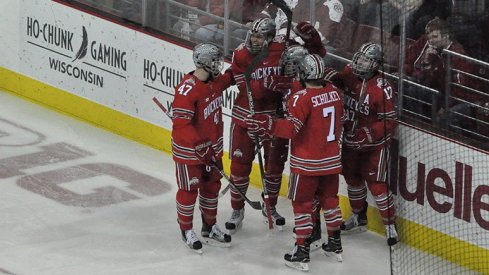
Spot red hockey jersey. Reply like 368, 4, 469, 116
272, 83, 344, 176
231, 35, 326, 127
171, 71, 233, 164
338, 64, 397, 150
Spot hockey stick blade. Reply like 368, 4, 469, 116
212, 161, 262, 210
219, 183, 231, 198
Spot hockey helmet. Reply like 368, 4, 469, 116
245, 17, 276, 54
280, 45, 309, 77
352, 42, 382, 79
298, 54, 326, 81
193, 43, 224, 77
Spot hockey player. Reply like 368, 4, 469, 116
246, 54, 344, 271
327, 42, 399, 246
171, 43, 233, 253
276, 44, 324, 251
226, 17, 326, 233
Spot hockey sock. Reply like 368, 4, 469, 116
176, 189, 198, 231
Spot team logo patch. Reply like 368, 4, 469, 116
376, 77, 389, 88
189, 177, 199, 185
184, 78, 196, 85
233, 149, 243, 158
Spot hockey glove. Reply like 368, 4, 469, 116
294, 22, 321, 44
194, 139, 217, 166
264, 75, 293, 93
245, 114, 274, 139
344, 127, 374, 149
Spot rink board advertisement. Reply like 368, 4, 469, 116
0, 0, 486, 268
19, 0, 239, 143
396, 125, 489, 247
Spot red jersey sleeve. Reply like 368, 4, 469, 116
272, 90, 309, 139
212, 70, 234, 92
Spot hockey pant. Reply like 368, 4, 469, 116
175, 161, 222, 231
229, 122, 286, 209
342, 146, 396, 225
288, 172, 342, 244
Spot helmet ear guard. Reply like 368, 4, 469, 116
193, 43, 224, 77
298, 54, 326, 81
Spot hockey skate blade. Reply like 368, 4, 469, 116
202, 238, 231, 248
340, 225, 367, 235
184, 244, 203, 254
262, 216, 284, 231
388, 240, 400, 251
285, 261, 309, 272
324, 251, 343, 262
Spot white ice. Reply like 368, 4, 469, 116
0, 91, 469, 275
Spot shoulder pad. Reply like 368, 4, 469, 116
235, 43, 246, 51
296, 89, 308, 96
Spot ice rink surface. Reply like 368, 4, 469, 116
0, 91, 417, 275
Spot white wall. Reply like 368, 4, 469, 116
0, 0, 20, 70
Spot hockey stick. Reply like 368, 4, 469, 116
271, 0, 293, 46
152, 96, 261, 210
211, 161, 262, 210
152, 96, 173, 119
244, 47, 274, 229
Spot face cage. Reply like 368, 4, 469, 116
352, 52, 379, 79
204, 59, 224, 77
245, 32, 269, 55
281, 60, 300, 77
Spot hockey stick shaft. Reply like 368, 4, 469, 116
244, 48, 274, 229
212, 161, 262, 210
271, 0, 293, 48
152, 96, 173, 119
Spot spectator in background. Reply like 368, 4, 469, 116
191, 0, 270, 48
405, 0, 452, 40
403, 17, 478, 129
193, 0, 240, 44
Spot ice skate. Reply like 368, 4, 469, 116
262, 203, 285, 231
385, 224, 399, 249
201, 223, 231, 248
340, 205, 368, 234
284, 243, 310, 271
322, 231, 343, 262
181, 229, 203, 254
225, 208, 244, 234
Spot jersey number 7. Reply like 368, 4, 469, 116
323, 106, 336, 142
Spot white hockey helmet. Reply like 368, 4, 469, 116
245, 17, 276, 54
193, 43, 224, 77
352, 42, 382, 79
298, 54, 326, 81
280, 45, 309, 77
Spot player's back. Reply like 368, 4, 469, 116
288, 83, 343, 176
